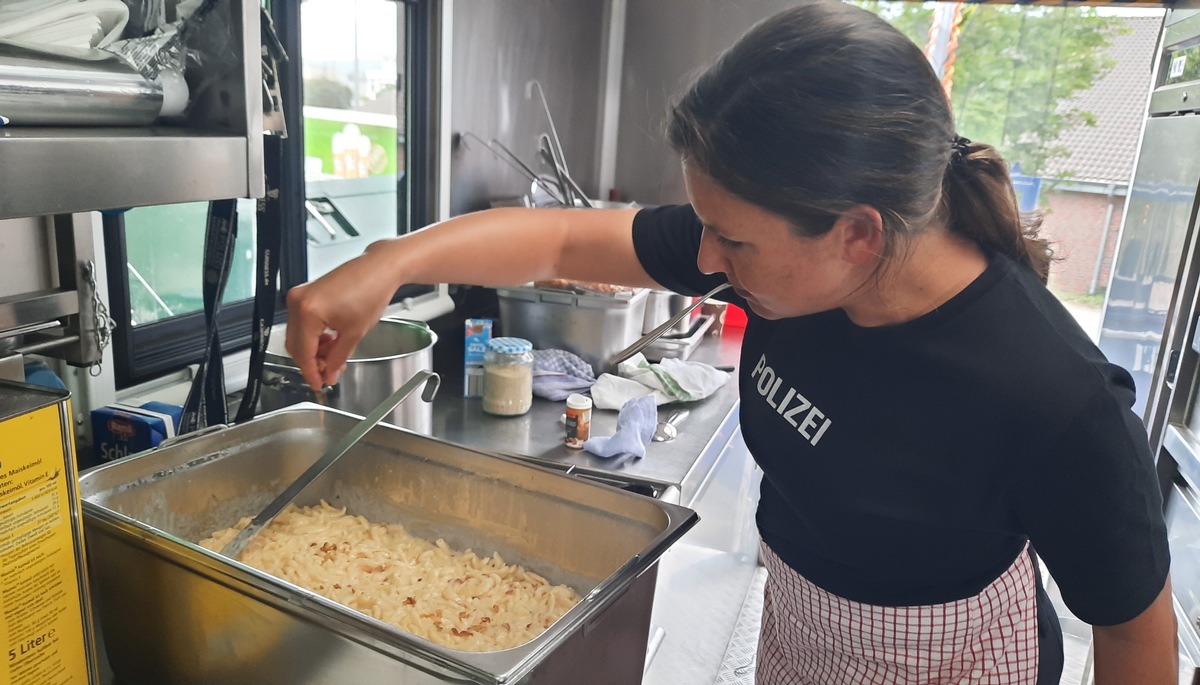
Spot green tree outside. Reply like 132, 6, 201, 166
852, 1, 1125, 177
304, 77, 354, 109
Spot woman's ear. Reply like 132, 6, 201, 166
833, 205, 884, 265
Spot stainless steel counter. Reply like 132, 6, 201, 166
427, 328, 746, 505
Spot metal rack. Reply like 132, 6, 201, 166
0, 0, 265, 375
0, 0, 263, 219
0, 214, 107, 372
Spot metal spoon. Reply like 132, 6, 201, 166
653, 409, 689, 442
610, 282, 731, 368
219, 369, 440, 560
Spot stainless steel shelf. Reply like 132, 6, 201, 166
0, 0, 263, 220
0, 287, 77, 331
0, 128, 258, 218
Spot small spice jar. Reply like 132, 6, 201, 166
564, 393, 592, 448
482, 337, 534, 416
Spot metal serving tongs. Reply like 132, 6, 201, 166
526, 80, 593, 209
608, 283, 731, 369
219, 369, 441, 560
459, 132, 567, 205
538, 133, 592, 208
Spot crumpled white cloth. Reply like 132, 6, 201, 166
589, 353, 731, 410
582, 394, 657, 459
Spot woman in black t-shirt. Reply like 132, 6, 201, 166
285, 2, 1177, 682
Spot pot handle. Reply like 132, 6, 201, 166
380, 316, 433, 332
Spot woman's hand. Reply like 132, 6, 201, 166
285, 244, 402, 390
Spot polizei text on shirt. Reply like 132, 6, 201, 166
750, 354, 831, 446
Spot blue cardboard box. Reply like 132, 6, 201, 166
91, 401, 183, 463
464, 318, 493, 398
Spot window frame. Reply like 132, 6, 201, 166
104, 0, 435, 389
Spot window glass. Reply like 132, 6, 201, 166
122, 199, 258, 326
301, 0, 405, 281
858, 1, 1164, 343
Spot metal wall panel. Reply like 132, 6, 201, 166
449, 0, 607, 216
614, 1, 792, 205
0, 217, 54, 296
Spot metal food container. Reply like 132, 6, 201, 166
78, 405, 697, 685
495, 285, 648, 372
259, 318, 437, 433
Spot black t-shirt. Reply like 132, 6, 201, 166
632, 203, 1169, 626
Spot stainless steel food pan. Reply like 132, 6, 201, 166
495, 285, 649, 373
79, 405, 698, 685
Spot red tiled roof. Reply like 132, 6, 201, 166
1043, 16, 1162, 185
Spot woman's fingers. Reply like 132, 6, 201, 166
317, 330, 361, 387
286, 285, 381, 389
285, 248, 401, 390
285, 283, 333, 390
313, 332, 342, 387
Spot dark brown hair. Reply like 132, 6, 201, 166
667, 0, 1052, 281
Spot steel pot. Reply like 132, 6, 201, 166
259, 318, 437, 433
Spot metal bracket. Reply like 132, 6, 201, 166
0, 214, 104, 367
52, 214, 105, 366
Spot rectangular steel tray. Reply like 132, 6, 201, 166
79, 405, 697, 684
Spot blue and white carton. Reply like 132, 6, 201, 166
91, 401, 183, 464
464, 318, 493, 398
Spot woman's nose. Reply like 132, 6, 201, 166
696, 231, 726, 276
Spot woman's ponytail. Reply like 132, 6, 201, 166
940, 138, 1054, 283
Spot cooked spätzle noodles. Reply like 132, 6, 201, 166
199, 501, 580, 651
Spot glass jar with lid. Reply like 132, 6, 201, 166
482, 337, 534, 416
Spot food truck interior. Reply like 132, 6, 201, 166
0, 1, 1198, 684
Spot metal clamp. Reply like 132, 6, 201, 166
84, 260, 116, 376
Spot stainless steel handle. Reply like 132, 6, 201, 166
667, 409, 689, 427
304, 200, 339, 238
610, 283, 731, 368
460, 131, 567, 205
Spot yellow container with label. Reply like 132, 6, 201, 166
0, 381, 98, 685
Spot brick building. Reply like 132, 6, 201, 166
1040, 16, 1161, 297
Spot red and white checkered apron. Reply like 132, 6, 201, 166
756, 542, 1039, 685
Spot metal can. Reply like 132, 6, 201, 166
564, 393, 592, 448
0, 381, 99, 685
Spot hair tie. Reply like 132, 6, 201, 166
950, 135, 972, 165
